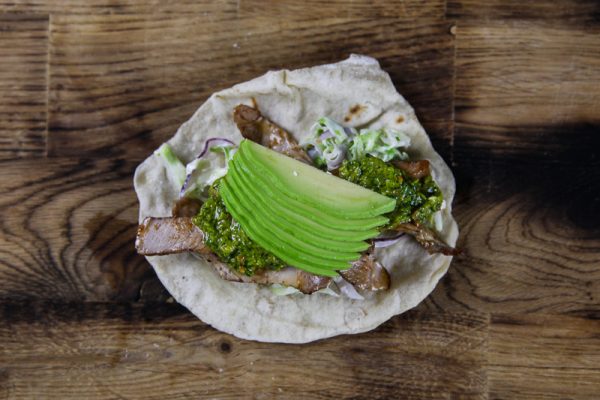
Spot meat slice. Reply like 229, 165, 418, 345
338, 251, 390, 291
393, 223, 460, 256
392, 159, 431, 179
136, 217, 209, 256
137, 217, 330, 293
172, 197, 203, 217
233, 104, 313, 164
208, 258, 330, 294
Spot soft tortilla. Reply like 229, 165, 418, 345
134, 55, 458, 343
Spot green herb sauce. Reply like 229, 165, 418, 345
192, 182, 285, 276
337, 156, 443, 228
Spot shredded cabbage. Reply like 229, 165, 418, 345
155, 143, 186, 191
303, 117, 410, 170
182, 145, 236, 200
155, 142, 237, 200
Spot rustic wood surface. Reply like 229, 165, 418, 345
1, 0, 599, 399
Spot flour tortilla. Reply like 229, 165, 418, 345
134, 55, 458, 343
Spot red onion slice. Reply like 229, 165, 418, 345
333, 276, 364, 300
196, 137, 236, 159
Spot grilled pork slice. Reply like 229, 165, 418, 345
136, 217, 209, 256
339, 251, 390, 291
136, 217, 331, 293
172, 197, 203, 217
233, 104, 313, 164
393, 223, 460, 256
392, 159, 431, 179
136, 216, 393, 293
208, 258, 331, 294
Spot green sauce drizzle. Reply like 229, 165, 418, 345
337, 156, 443, 228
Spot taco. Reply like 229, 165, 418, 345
134, 55, 459, 343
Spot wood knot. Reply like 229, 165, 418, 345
219, 340, 232, 353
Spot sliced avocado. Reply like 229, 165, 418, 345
219, 139, 395, 276
223, 175, 361, 261
235, 149, 388, 231
240, 140, 396, 218
220, 184, 340, 276
230, 158, 374, 246
220, 182, 350, 276
226, 161, 369, 255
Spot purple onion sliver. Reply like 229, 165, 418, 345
307, 147, 320, 160
334, 277, 364, 300
179, 173, 194, 198
319, 130, 334, 140
196, 137, 236, 159
344, 127, 356, 136
179, 137, 236, 198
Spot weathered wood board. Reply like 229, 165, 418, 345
1, 0, 599, 398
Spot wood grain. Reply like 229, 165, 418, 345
46, 14, 454, 160
448, 0, 600, 23
0, 14, 48, 159
426, 163, 600, 315
488, 314, 600, 399
0, 0, 447, 19
1, 1, 600, 399
423, 0, 600, 316
0, 303, 488, 400
454, 21, 600, 132
0, 158, 153, 301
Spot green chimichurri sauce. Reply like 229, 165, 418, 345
192, 182, 286, 276
337, 156, 443, 228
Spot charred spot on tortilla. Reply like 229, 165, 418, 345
344, 104, 366, 122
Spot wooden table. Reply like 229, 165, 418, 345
1, 1, 599, 398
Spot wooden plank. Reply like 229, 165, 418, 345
420, 1, 600, 315
46, 14, 454, 161
0, 0, 447, 19
424, 161, 600, 315
0, 304, 488, 399
487, 314, 600, 399
450, 0, 600, 164
0, 158, 154, 301
454, 21, 600, 137
0, 14, 48, 159
448, 0, 600, 22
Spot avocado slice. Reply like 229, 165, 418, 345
220, 139, 396, 276
223, 175, 360, 261
220, 183, 349, 276
240, 140, 396, 219
235, 148, 388, 231
226, 160, 369, 255
229, 157, 375, 245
